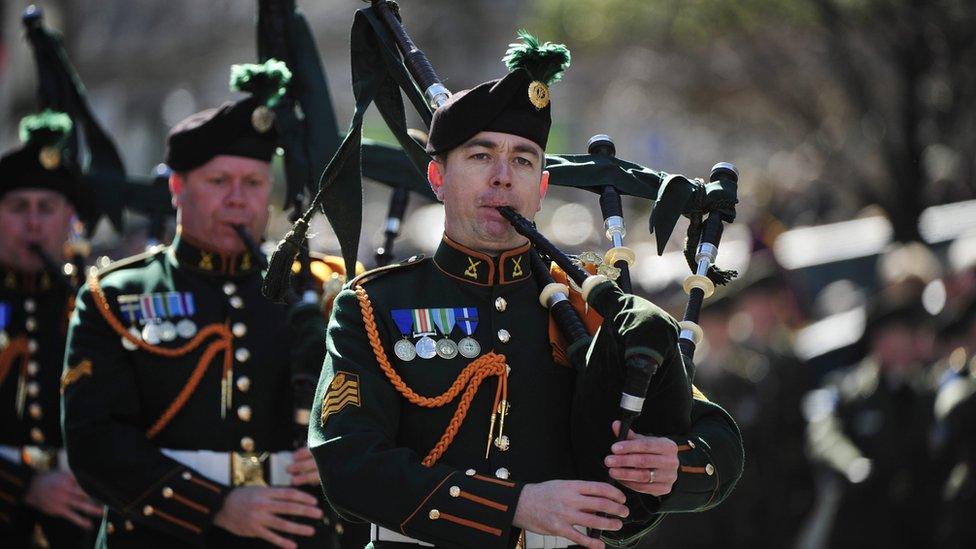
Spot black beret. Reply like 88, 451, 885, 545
165, 97, 278, 172
0, 142, 82, 206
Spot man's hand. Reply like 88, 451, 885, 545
604, 420, 679, 496
513, 480, 628, 549
287, 446, 320, 487
23, 470, 102, 529
213, 486, 323, 549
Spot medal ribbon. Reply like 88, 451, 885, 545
431, 308, 457, 337
0, 303, 9, 331
411, 309, 435, 337
454, 307, 479, 336
391, 309, 414, 338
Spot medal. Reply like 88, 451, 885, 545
122, 326, 141, 351
176, 318, 198, 339
394, 339, 417, 361
412, 309, 438, 359
0, 330, 9, 349
431, 308, 459, 360
391, 309, 417, 362
0, 303, 10, 349
141, 322, 161, 345
454, 307, 481, 359
159, 321, 177, 342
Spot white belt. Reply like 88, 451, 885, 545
0, 445, 69, 471
161, 449, 293, 486
370, 524, 581, 548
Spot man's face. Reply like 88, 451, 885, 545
428, 131, 549, 253
0, 189, 74, 272
170, 155, 272, 254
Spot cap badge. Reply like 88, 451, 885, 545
251, 105, 276, 133
39, 146, 61, 170
528, 80, 550, 110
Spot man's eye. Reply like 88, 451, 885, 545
471, 153, 490, 160
208, 177, 227, 185
246, 178, 266, 188
514, 157, 533, 167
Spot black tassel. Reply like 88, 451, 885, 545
262, 218, 309, 303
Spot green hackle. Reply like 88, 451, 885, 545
18, 110, 72, 147
502, 29, 571, 85
230, 58, 293, 108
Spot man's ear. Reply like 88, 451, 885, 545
539, 170, 550, 201
427, 160, 445, 202
168, 172, 184, 209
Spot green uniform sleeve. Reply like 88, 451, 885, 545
309, 288, 523, 549
61, 283, 228, 546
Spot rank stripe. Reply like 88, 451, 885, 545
324, 387, 360, 405
322, 395, 360, 413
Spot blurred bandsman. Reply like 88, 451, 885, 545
61, 65, 350, 548
0, 111, 102, 547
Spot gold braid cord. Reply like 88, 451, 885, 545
355, 285, 507, 467
87, 274, 233, 439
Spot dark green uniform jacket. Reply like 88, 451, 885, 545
310, 237, 743, 549
0, 265, 89, 547
61, 235, 341, 547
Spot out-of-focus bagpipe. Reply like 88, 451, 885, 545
264, 0, 740, 534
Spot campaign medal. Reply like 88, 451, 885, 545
391, 309, 417, 362
0, 302, 11, 349
159, 321, 178, 342
454, 307, 481, 359
122, 326, 141, 351
141, 321, 161, 345
431, 308, 459, 359
176, 319, 198, 339
412, 309, 437, 359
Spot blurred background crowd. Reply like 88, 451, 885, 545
2, 1, 975, 547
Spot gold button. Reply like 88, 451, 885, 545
428, 509, 440, 520
162, 487, 174, 498
24, 299, 36, 313
28, 403, 42, 419
449, 486, 461, 497
27, 361, 39, 376
495, 467, 510, 479
236, 376, 251, 393
124, 520, 134, 531
335, 523, 344, 535
30, 428, 44, 443
182, 471, 193, 480
27, 339, 38, 353
229, 296, 244, 309
232, 323, 247, 338
495, 435, 511, 451
143, 505, 154, 516
688, 440, 696, 449
235, 348, 251, 363
495, 297, 507, 312
106, 522, 116, 535
25, 317, 37, 332
237, 405, 252, 422
497, 329, 511, 343
241, 436, 255, 452
223, 282, 237, 295
27, 382, 40, 398
705, 463, 715, 476
465, 469, 476, 476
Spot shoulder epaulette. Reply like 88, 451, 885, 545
348, 254, 426, 287
96, 245, 167, 279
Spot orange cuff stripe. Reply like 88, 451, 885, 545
440, 512, 502, 536
401, 473, 454, 533
472, 474, 516, 488
676, 444, 691, 452
459, 490, 508, 512
154, 508, 203, 534
172, 492, 210, 514
186, 475, 222, 494
680, 466, 707, 474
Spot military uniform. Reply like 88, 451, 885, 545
0, 266, 87, 547
61, 234, 349, 547
309, 237, 742, 548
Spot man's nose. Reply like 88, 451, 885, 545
225, 180, 247, 206
490, 159, 512, 189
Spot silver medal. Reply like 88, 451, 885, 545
435, 338, 459, 360
394, 338, 417, 361
457, 337, 481, 359
176, 319, 198, 339
141, 322, 161, 345
122, 326, 142, 351
159, 321, 178, 342
0, 330, 8, 349
415, 336, 437, 359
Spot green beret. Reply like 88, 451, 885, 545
426, 31, 570, 156
0, 110, 83, 205
165, 59, 291, 172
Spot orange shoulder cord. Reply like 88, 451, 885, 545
355, 285, 508, 467
0, 337, 30, 418
87, 274, 233, 439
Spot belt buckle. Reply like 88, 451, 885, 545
22, 446, 56, 472
231, 452, 269, 487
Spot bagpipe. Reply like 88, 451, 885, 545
266, 0, 740, 523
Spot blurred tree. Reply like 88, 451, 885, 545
530, 0, 976, 242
